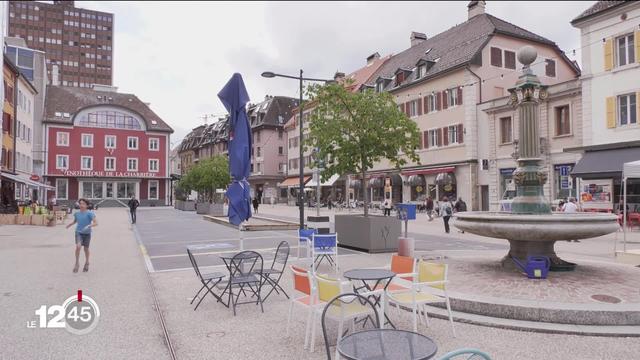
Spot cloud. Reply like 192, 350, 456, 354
76, 1, 595, 145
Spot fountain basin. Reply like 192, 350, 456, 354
453, 212, 619, 271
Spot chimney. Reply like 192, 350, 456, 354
92, 84, 119, 93
410, 32, 427, 47
51, 65, 60, 86
333, 72, 346, 81
468, 1, 486, 19
366, 52, 381, 65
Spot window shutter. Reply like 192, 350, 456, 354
491, 47, 502, 67
442, 91, 448, 109
436, 92, 442, 110
405, 102, 411, 116
443, 127, 449, 146
636, 31, 640, 63
417, 99, 423, 115
418, 131, 423, 149
604, 38, 613, 71
458, 124, 464, 143
457, 87, 463, 106
437, 128, 443, 146
424, 96, 429, 113
606, 96, 616, 128
424, 131, 429, 149
399, 103, 405, 114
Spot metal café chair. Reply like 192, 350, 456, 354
259, 241, 290, 301
186, 247, 227, 310
299, 228, 317, 259
312, 233, 339, 271
436, 348, 492, 360
227, 250, 264, 316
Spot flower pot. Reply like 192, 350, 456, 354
335, 214, 401, 253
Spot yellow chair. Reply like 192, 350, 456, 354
385, 260, 456, 336
309, 273, 384, 355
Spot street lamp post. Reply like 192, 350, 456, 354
261, 70, 332, 230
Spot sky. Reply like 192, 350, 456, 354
76, 1, 596, 147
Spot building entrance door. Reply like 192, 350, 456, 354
481, 185, 489, 211
106, 182, 115, 198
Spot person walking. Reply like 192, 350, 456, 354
252, 197, 259, 214
440, 196, 453, 234
383, 199, 392, 216
66, 198, 97, 273
425, 196, 434, 221
454, 197, 467, 233
127, 195, 140, 224
327, 195, 333, 210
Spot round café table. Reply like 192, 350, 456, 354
343, 268, 396, 328
338, 329, 438, 360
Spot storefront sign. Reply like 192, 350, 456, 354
500, 168, 516, 175
30, 174, 40, 181
560, 176, 570, 189
62, 170, 158, 178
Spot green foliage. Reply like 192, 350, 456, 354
179, 156, 231, 202
306, 82, 421, 215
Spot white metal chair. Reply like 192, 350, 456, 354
298, 228, 317, 259
385, 260, 456, 336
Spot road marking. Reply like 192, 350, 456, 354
132, 225, 155, 273
149, 246, 284, 259
142, 234, 298, 246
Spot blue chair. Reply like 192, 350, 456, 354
311, 233, 338, 271
298, 228, 317, 259
437, 348, 492, 360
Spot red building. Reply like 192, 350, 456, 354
44, 85, 173, 207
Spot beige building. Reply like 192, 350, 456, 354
365, 1, 580, 210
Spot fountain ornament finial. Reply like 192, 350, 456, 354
517, 46, 537, 68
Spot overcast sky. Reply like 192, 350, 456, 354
76, 1, 595, 146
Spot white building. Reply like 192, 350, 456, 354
569, 1, 640, 212
14, 73, 37, 201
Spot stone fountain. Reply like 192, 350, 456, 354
454, 46, 619, 271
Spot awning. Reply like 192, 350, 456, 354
306, 174, 340, 188
401, 166, 455, 177
624, 160, 640, 179
572, 147, 640, 179
278, 176, 311, 188
1, 172, 55, 190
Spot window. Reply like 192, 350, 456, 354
127, 137, 138, 150
81, 156, 93, 170
105, 157, 116, 171
149, 159, 159, 172
448, 125, 459, 144
56, 179, 68, 200
376, 81, 385, 93
105, 135, 116, 148
117, 182, 137, 199
545, 59, 556, 77
128, 158, 138, 171
82, 181, 103, 199
57, 132, 69, 146
148, 180, 159, 200
278, 146, 284, 155
409, 100, 418, 117
618, 93, 637, 126
617, 33, 635, 67
428, 129, 440, 147
81, 133, 93, 147
149, 138, 159, 151
491, 47, 502, 67
278, 129, 284, 139
505, 50, 516, 69
555, 105, 571, 136
416, 65, 426, 79
56, 155, 69, 169
257, 147, 261, 157
500, 116, 513, 144
425, 94, 436, 113
447, 89, 459, 107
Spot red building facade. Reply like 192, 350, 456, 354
44, 85, 173, 206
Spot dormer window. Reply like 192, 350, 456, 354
416, 65, 426, 79
395, 72, 405, 87
376, 81, 385, 93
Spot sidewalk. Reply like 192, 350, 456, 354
0, 208, 170, 360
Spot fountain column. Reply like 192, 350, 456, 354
509, 47, 551, 215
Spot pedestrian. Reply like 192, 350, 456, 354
557, 200, 565, 212
127, 195, 140, 224
383, 199, 392, 216
563, 197, 578, 213
252, 197, 259, 214
270, 196, 275, 207
434, 199, 440, 217
440, 196, 453, 234
454, 197, 467, 233
425, 196, 434, 221
327, 195, 333, 210
66, 198, 97, 273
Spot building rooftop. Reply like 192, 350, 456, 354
571, 1, 630, 25
43, 85, 173, 133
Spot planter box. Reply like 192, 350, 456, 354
175, 200, 196, 211
196, 202, 210, 214
0, 214, 16, 225
335, 214, 401, 253
16, 214, 31, 225
208, 203, 225, 216
31, 215, 47, 226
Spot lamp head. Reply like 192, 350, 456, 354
261, 71, 276, 78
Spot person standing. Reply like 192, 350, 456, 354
440, 196, 453, 234
252, 197, 259, 214
327, 195, 333, 210
425, 197, 434, 221
66, 199, 97, 273
454, 197, 467, 233
383, 199, 392, 216
127, 195, 140, 224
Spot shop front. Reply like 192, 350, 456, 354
278, 175, 311, 206
402, 166, 456, 203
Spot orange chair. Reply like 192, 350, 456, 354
376, 254, 416, 292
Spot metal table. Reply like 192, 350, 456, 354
343, 268, 396, 328
338, 329, 437, 360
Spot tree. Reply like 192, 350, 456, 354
179, 155, 231, 203
306, 82, 421, 216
